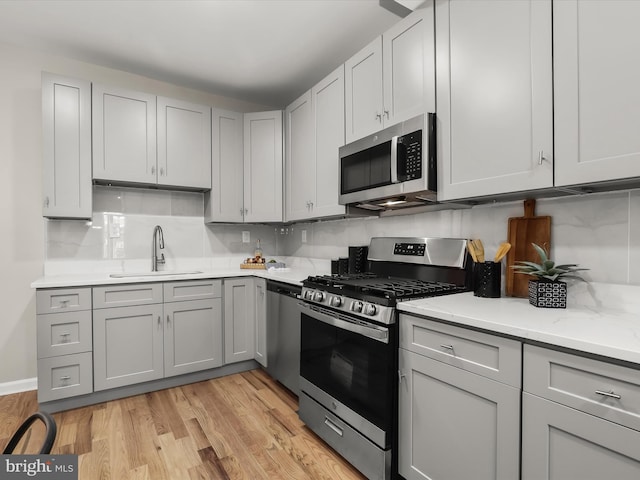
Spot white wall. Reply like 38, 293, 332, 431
281, 190, 640, 285
0, 40, 273, 387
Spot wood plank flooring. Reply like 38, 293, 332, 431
0, 369, 365, 480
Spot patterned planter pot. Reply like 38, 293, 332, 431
528, 279, 567, 309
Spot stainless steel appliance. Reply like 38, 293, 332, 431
266, 281, 302, 395
298, 237, 471, 480
339, 114, 436, 211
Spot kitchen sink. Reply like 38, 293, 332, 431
109, 270, 203, 278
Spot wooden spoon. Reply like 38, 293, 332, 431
467, 239, 478, 262
472, 239, 485, 262
494, 242, 512, 262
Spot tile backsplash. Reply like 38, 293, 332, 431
46, 186, 640, 285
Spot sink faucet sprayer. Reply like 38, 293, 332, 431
152, 225, 165, 271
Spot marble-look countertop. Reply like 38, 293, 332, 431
399, 282, 640, 366
31, 256, 329, 289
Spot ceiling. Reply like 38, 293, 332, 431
0, 0, 403, 107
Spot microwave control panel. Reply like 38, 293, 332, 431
398, 130, 422, 181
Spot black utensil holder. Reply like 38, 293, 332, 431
474, 261, 501, 298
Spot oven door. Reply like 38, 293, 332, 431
299, 302, 395, 443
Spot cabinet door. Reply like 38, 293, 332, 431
205, 108, 244, 223
312, 65, 346, 219
522, 393, 640, 479
436, 0, 553, 200
92, 84, 157, 184
41, 73, 92, 219
285, 91, 314, 222
345, 36, 384, 143
398, 348, 520, 480
223, 278, 256, 364
383, 5, 435, 126
93, 304, 164, 391
157, 97, 211, 189
254, 278, 267, 367
164, 298, 222, 377
554, 1, 640, 186
243, 111, 283, 223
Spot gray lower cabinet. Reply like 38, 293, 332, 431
398, 314, 521, 480
253, 278, 267, 367
223, 278, 256, 364
164, 298, 223, 377
93, 303, 164, 391
93, 280, 223, 391
36, 288, 93, 402
522, 344, 640, 478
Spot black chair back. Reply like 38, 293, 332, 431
3, 411, 57, 454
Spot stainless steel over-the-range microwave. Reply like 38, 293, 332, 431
338, 113, 436, 210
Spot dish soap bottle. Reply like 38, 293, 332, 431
254, 239, 263, 263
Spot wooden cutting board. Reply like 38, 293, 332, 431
505, 199, 551, 297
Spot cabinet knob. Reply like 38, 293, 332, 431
166, 314, 171, 327
375, 112, 382, 122
383, 109, 389, 119
44, 196, 50, 208
160, 167, 165, 176
151, 166, 156, 175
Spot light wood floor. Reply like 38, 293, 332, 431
0, 369, 365, 480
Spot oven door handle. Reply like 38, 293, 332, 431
298, 302, 389, 344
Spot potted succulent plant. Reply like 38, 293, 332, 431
512, 243, 588, 309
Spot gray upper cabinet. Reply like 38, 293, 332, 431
554, 0, 640, 187
243, 111, 283, 223
157, 97, 211, 190
286, 66, 345, 222
41, 73, 92, 219
205, 108, 244, 223
345, 6, 434, 143
436, 0, 553, 201
285, 90, 314, 221
92, 84, 157, 185
93, 85, 212, 190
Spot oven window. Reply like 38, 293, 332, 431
300, 312, 394, 435
341, 142, 392, 194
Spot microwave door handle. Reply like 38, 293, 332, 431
390, 135, 399, 183
298, 302, 389, 344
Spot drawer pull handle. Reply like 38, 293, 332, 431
59, 376, 71, 381
59, 300, 70, 308
595, 390, 621, 400
440, 344, 455, 352
324, 417, 344, 437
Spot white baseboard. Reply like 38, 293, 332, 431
0, 377, 37, 396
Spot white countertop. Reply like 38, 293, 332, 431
31, 256, 329, 289
398, 282, 640, 366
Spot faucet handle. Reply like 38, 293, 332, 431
158, 253, 165, 265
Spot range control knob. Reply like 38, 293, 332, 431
330, 296, 343, 307
313, 291, 325, 302
363, 304, 377, 316
304, 290, 314, 300
350, 301, 363, 313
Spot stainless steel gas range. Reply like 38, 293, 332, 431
297, 237, 471, 480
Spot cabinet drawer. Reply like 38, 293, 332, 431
36, 288, 91, 314
399, 314, 521, 388
524, 344, 640, 432
37, 311, 92, 359
37, 352, 93, 403
164, 279, 222, 302
93, 283, 162, 308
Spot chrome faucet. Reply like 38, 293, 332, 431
152, 225, 165, 271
